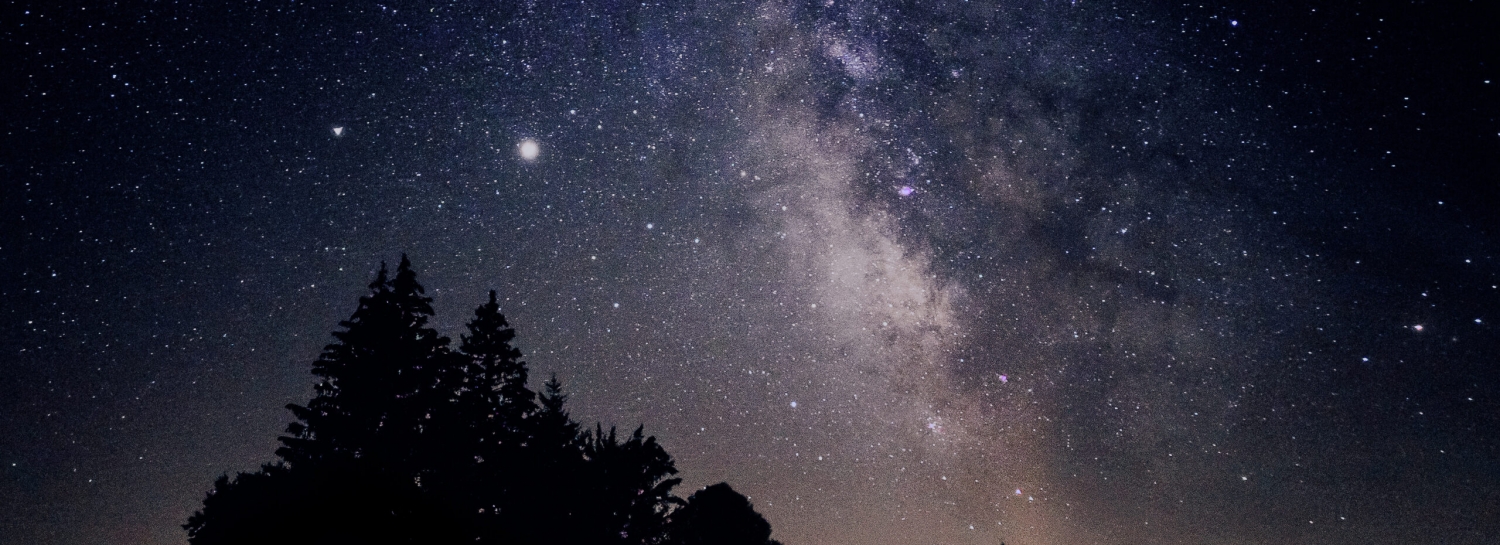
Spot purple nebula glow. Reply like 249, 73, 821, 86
898, 186, 914, 196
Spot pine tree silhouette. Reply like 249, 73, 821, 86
277, 255, 453, 472
508, 374, 587, 543
534, 374, 581, 458
185, 256, 776, 545
459, 290, 534, 427
453, 290, 548, 542
458, 289, 535, 478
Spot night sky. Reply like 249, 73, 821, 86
4, 1, 1498, 544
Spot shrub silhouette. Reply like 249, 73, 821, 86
185, 256, 761, 545
665, 482, 781, 545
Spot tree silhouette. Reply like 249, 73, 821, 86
277, 255, 454, 473
665, 483, 781, 545
455, 290, 550, 543
506, 374, 587, 543
534, 374, 582, 461
185, 256, 776, 545
457, 290, 535, 458
580, 424, 684, 545
183, 463, 464, 545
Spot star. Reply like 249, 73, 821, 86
519, 139, 540, 160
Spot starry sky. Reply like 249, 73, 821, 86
3, 1, 1498, 544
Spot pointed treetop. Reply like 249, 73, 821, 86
541, 373, 567, 411
369, 261, 390, 292
393, 253, 425, 296
461, 289, 518, 359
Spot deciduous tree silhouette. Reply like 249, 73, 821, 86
580, 424, 684, 545
665, 483, 781, 545
185, 256, 776, 545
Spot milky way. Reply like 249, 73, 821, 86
4, 2, 1497, 544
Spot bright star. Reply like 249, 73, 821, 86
519, 139, 540, 160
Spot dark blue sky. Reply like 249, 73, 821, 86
3, 1, 1496, 544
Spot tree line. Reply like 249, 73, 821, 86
185, 256, 782, 545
